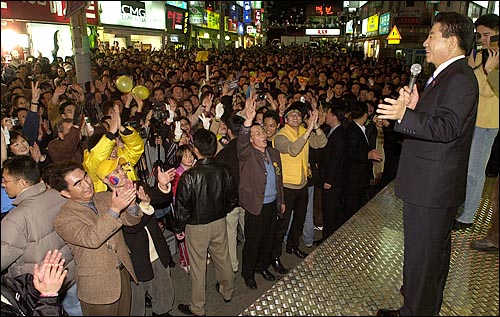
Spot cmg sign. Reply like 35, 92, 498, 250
121, 1, 146, 21
99, 1, 166, 29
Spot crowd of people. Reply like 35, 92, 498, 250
1, 11, 498, 317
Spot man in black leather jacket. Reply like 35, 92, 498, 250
174, 129, 238, 316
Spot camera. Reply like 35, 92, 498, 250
124, 121, 147, 139
257, 93, 267, 101
152, 104, 169, 121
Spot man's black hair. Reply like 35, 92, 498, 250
193, 129, 217, 158
2, 155, 40, 185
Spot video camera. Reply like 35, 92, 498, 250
150, 103, 170, 130
123, 120, 147, 139
217, 79, 239, 91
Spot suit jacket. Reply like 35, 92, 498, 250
319, 124, 346, 187
395, 58, 479, 208
54, 191, 142, 305
237, 125, 284, 216
343, 121, 374, 189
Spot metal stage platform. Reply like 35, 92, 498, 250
241, 178, 499, 316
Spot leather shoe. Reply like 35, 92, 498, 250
244, 278, 257, 289
470, 238, 499, 252
259, 269, 276, 281
286, 247, 308, 259
178, 304, 203, 316
452, 220, 473, 231
376, 308, 400, 316
313, 238, 324, 246
215, 283, 231, 303
271, 258, 289, 274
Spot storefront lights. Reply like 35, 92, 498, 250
203, 32, 210, 38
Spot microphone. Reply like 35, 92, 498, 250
408, 63, 422, 93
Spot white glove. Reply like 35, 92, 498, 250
198, 113, 211, 130
174, 121, 183, 142
166, 104, 175, 124
215, 103, 224, 120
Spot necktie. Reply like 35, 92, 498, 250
425, 74, 435, 88
87, 200, 99, 215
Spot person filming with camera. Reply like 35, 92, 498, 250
454, 13, 499, 231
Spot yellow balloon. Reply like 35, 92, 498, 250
132, 85, 150, 100
116, 75, 133, 93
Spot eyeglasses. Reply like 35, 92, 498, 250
2, 177, 20, 184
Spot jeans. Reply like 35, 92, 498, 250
457, 127, 498, 224
62, 282, 83, 316
302, 186, 315, 246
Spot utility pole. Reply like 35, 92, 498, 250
69, 5, 92, 86
219, 1, 225, 50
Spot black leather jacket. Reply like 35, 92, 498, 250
174, 158, 238, 233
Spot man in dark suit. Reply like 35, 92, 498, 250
376, 12, 478, 316
343, 102, 383, 222
316, 105, 347, 244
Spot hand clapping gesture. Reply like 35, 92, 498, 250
33, 249, 67, 297
110, 179, 137, 213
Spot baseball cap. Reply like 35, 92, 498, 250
284, 102, 306, 118
64, 64, 73, 72
96, 156, 127, 180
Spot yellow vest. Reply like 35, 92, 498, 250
276, 124, 309, 186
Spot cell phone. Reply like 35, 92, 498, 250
490, 34, 499, 49
482, 35, 499, 64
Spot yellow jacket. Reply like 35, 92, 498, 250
473, 54, 499, 128
274, 124, 309, 187
83, 128, 144, 192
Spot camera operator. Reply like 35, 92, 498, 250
456, 14, 499, 229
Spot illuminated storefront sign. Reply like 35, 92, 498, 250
379, 12, 390, 35
204, 9, 219, 30
305, 29, 340, 36
188, 1, 204, 24
367, 14, 379, 36
0, 0, 98, 24
99, 1, 166, 30
165, 1, 187, 10
166, 6, 186, 33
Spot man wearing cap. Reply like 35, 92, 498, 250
271, 102, 327, 273
84, 104, 144, 193
47, 159, 147, 316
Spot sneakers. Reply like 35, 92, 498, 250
470, 238, 499, 253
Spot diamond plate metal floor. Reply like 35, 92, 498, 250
241, 178, 499, 316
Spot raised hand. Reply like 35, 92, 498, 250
198, 113, 211, 130
137, 185, 151, 205
31, 81, 41, 104
33, 249, 67, 297
174, 121, 183, 141
157, 166, 176, 187
215, 102, 224, 120
110, 179, 137, 212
